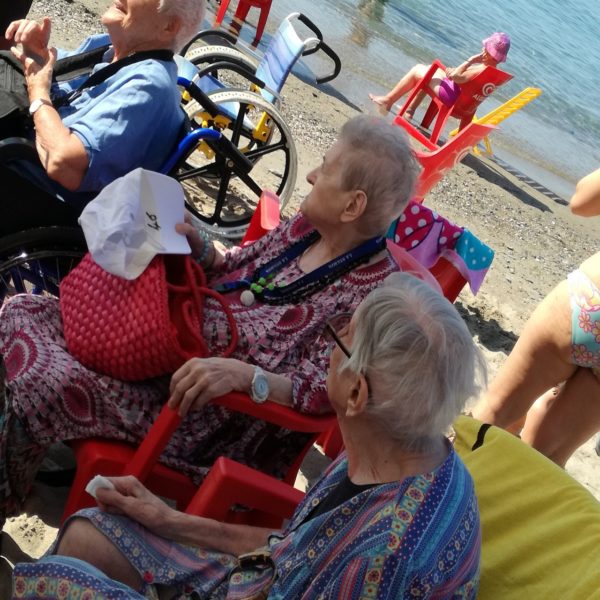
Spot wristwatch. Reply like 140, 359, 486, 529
250, 366, 269, 404
29, 98, 53, 115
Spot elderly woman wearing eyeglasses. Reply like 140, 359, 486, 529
13, 274, 486, 599
0, 115, 427, 530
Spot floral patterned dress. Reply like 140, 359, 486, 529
0, 214, 398, 519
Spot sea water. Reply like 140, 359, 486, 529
253, 0, 600, 200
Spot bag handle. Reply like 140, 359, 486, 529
170, 257, 239, 358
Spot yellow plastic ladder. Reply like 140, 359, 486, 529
450, 87, 542, 156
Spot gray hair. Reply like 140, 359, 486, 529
342, 273, 487, 451
158, 0, 206, 52
338, 115, 420, 236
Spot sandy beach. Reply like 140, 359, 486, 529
0, 0, 598, 593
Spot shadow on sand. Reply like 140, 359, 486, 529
455, 301, 518, 355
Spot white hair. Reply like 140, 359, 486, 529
158, 0, 206, 52
338, 115, 420, 236
341, 273, 487, 451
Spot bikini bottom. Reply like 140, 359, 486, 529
567, 269, 600, 379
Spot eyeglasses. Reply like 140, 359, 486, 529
324, 312, 353, 358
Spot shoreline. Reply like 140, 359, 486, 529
1, 0, 598, 586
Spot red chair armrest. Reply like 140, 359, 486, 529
125, 404, 182, 480
125, 393, 337, 481
213, 391, 337, 432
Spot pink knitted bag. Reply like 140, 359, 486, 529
59, 253, 238, 381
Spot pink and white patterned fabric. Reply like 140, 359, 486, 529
390, 201, 494, 294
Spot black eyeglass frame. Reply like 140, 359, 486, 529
325, 312, 353, 359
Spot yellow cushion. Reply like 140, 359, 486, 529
453, 415, 600, 600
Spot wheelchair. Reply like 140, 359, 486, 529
175, 12, 341, 238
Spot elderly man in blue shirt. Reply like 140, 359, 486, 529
0, 0, 205, 235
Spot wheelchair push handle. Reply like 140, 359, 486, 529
296, 13, 324, 51
315, 41, 342, 85
292, 13, 341, 84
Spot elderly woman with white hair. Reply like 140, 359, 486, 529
0, 0, 205, 235
0, 116, 423, 530
11, 274, 485, 598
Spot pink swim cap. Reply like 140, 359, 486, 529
482, 32, 511, 63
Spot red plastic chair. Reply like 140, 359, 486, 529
428, 257, 468, 303
240, 190, 280, 246
393, 59, 512, 150
214, 0, 273, 47
413, 121, 496, 201
62, 394, 337, 522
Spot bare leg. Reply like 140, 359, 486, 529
472, 279, 574, 429
369, 64, 444, 113
56, 518, 143, 591
404, 90, 426, 118
522, 368, 600, 467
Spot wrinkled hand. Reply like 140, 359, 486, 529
12, 45, 56, 98
168, 357, 251, 417
95, 476, 177, 539
6, 17, 52, 60
467, 51, 485, 64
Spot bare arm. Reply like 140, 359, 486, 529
445, 52, 486, 84
7, 18, 89, 190
570, 168, 600, 217
96, 476, 277, 556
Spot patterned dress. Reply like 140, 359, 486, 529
12, 446, 481, 599
0, 214, 398, 519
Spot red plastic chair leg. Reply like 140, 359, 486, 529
421, 100, 440, 129
214, 0, 231, 26
251, 0, 272, 46
231, 0, 251, 34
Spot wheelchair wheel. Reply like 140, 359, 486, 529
174, 89, 298, 240
184, 45, 258, 85
0, 227, 86, 305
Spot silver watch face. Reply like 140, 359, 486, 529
252, 370, 269, 402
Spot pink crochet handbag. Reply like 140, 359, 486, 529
59, 253, 238, 381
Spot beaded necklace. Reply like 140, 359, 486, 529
214, 231, 386, 306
